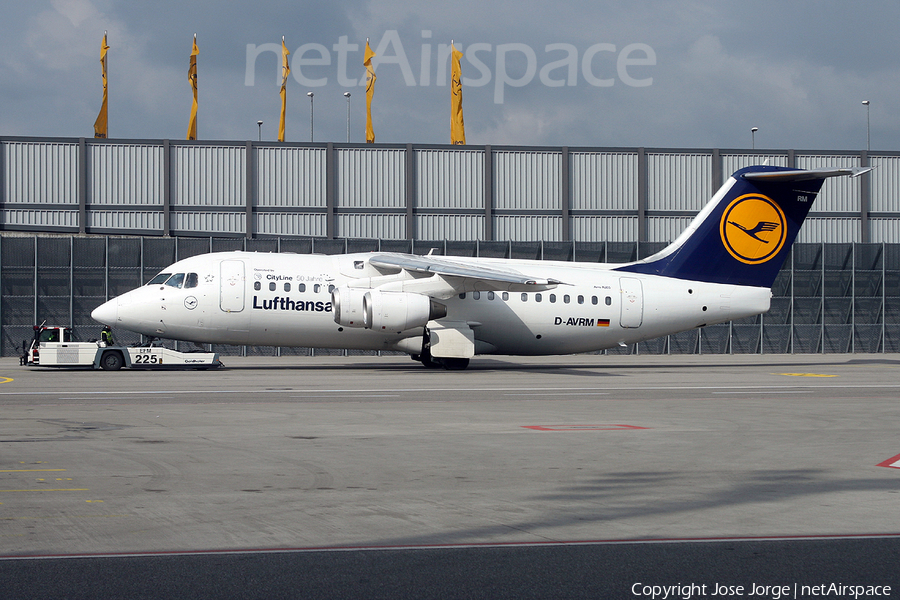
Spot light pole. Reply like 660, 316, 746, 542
751, 127, 758, 150
257, 120, 263, 142
344, 92, 351, 142
307, 92, 314, 142
862, 100, 870, 151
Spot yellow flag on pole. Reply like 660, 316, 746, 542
364, 39, 376, 143
278, 37, 290, 142
93, 32, 109, 138
450, 43, 466, 145
186, 34, 199, 140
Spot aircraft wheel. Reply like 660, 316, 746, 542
100, 350, 124, 371
439, 357, 470, 370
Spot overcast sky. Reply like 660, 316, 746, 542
1, 0, 898, 151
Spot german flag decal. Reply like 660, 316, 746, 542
597, 319, 610, 327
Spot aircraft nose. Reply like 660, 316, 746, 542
91, 298, 118, 326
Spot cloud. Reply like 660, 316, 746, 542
0, 1, 898, 148
24, 1, 113, 70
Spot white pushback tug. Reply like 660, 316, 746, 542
20, 324, 222, 370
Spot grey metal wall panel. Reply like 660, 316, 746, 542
646, 216, 695, 244
4, 137, 900, 246
170, 211, 245, 235
86, 210, 163, 231
870, 218, 900, 243
796, 217, 861, 243
256, 146, 326, 207
571, 216, 637, 242
570, 151, 638, 211
721, 154, 788, 179
493, 150, 562, 210
87, 144, 164, 206
493, 215, 562, 242
256, 213, 326, 237
3, 140, 78, 204
416, 148, 484, 209
337, 148, 405, 208
1, 209, 78, 228
171, 145, 246, 207
337, 213, 405, 239
647, 153, 712, 211
796, 155, 860, 213
416, 214, 484, 241
869, 156, 900, 213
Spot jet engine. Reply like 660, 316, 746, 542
332, 287, 369, 327
363, 290, 447, 332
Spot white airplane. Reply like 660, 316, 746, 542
91, 165, 871, 369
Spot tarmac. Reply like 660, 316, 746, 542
1, 353, 898, 598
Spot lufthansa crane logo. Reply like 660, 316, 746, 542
720, 193, 787, 264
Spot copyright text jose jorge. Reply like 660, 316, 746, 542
631, 583, 892, 599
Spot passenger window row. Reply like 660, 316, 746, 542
148, 273, 340, 295
147, 272, 615, 306
458, 292, 613, 305
253, 282, 336, 293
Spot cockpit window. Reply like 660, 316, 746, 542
149, 272, 199, 288
165, 273, 186, 288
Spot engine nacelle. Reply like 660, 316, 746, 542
332, 287, 369, 327
363, 290, 447, 332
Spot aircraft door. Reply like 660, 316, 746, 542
619, 277, 643, 328
219, 260, 245, 312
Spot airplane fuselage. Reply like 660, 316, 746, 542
95, 251, 770, 356
93, 167, 871, 367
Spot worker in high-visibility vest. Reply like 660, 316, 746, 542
101, 326, 114, 346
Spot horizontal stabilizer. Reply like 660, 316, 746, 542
742, 166, 873, 182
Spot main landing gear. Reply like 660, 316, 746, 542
411, 332, 470, 370
411, 350, 470, 370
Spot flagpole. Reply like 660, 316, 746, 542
364, 38, 376, 143
187, 33, 199, 140
93, 31, 110, 138
450, 40, 466, 145
279, 36, 290, 142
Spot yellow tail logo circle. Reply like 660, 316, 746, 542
719, 194, 787, 264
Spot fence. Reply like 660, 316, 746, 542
2, 234, 898, 357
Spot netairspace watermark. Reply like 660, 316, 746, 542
631, 582, 893, 600
245, 30, 656, 104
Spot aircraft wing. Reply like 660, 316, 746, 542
367, 253, 565, 294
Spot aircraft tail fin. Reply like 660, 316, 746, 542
615, 165, 872, 288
